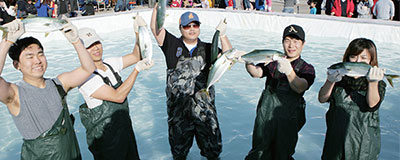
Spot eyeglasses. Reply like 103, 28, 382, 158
182, 23, 200, 30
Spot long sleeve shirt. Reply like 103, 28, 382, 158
373, 0, 395, 20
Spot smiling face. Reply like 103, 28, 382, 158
180, 22, 200, 43
16, 44, 47, 79
282, 36, 305, 61
86, 41, 103, 62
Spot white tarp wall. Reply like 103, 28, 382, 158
21, 8, 400, 44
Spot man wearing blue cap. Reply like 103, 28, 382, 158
150, 4, 235, 160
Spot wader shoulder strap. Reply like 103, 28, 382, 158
51, 79, 67, 99
294, 59, 304, 73
103, 62, 122, 83
51, 79, 74, 124
93, 62, 123, 86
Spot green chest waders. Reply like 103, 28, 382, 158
79, 63, 139, 160
21, 80, 81, 160
322, 86, 382, 160
246, 60, 306, 160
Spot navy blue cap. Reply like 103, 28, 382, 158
179, 11, 200, 26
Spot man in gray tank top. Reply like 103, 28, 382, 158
0, 17, 95, 159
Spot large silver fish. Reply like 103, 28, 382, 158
328, 62, 399, 87
23, 17, 68, 37
205, 48, 238, 91
156, 0, 166, 33
138, 26, 153, 61
241, 49, 285, 64
0, 17, 67, 39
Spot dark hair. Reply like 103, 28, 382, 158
342, 38, 378, 66
9, 37, 44, 62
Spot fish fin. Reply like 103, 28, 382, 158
385, 74, 400, 87
0, 27, 8, 40
45, 32, 50, 37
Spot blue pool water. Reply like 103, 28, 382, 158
0, 21, 399, 160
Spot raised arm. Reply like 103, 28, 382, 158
0, 20, 24, 108
150, 3, 166, 46
57, 17, 95, 92
215, 19, 232, 53
89, 59, 154, 103
121, 15, 147, 69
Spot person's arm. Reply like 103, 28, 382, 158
0, 20, 24, 110
286, 70, 309, 94
245, 63, 263, 78
318, 70, 343, 103
366, 81, 380, 107
121, 15, 147, 69
0, 40, 16, 105
215, 19, 232, 53
367, 0, 373, 8
348, 0, 354, 17
390, 1, 395, 20
321, 0, 326, 10
276, 58, 308, 94
318, 80, 335, 103
53, 3, 57, 17
89, 59, 153, 103
57, 17, 95, 92
331, 0, 337, 15
372, 2, 376, 16
150, 3, 166, 46
366, 66, 384, 108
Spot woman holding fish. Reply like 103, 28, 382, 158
319, 38, 390, 160
244, 24, 316, 160
150, 1, 241, 158
77, 16, 153, 159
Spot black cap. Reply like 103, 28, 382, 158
282, 24, 305, 41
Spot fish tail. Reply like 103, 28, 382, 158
200, 88, 209, 96
385, 74, 399, 87
0, 27, 8, 40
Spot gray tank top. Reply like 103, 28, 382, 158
11, 78, 64, 140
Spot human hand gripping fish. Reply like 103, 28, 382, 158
328, 62, 399, 87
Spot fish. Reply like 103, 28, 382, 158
0, 17, 67, 39
240, 49, 285, 64
156, 0, 166, 34
328, 62, 399, 87
22, 17, 68, 37
210, 30, 220, 63
205, 48, 238, 91
210, 18, 226, 63
138, 25, 153, 61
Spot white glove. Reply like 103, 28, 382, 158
60, 15, 79, 44
367, 66, 384, 82
133, 15, 147, 33
327, 70, 344, 83
135, 58, 154, 72
215, 18, 227, 37
277, 58, 293, 75
3, 19, 25, 43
